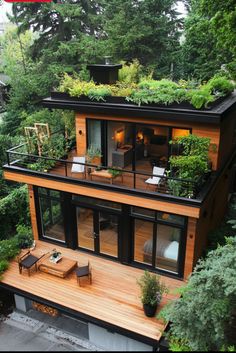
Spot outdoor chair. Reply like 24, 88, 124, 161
71, 156, 86, 178
18, 250, 41, 276
145, 166, 166, 190
75, 261, 92, 286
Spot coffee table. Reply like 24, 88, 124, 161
38, 254, 77, 278
90, 169, 123, 184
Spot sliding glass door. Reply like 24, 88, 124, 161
76, 207, 119, 258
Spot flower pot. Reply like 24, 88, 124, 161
143, 303, 157, 317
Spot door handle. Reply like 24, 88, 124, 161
93, 232, 98, 239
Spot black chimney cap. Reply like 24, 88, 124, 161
87, 64, 122, 85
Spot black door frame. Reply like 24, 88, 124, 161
75, 204, 121, 261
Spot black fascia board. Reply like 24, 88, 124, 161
42, 97, 221, 124
42, 91, 236, 124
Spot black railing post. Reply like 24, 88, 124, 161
65, 161, 68, 177
7, 151, 10, 165
134, 172, 136, 189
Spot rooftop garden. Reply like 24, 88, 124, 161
57, 62, 235, 109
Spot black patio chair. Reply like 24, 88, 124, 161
75, 261, 92, 286
18, 250, 41, 276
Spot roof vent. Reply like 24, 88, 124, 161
87, 57, 122, 85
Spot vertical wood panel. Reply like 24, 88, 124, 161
192, 125, 220, 170
75, 116, 86, 155
184, 217, 197, 280
218, 112, 236, 168
28, 185, 39, 240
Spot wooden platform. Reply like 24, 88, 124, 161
0, 241, 182, 346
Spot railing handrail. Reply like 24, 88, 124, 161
6, 148, 200, 184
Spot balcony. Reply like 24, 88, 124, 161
3, 140, 213, 204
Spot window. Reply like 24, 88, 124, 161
38, 188, 66, 243
132, 209, 186, 275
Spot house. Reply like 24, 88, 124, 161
1, 64, 236, 351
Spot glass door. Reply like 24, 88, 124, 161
76, 207, 119, 258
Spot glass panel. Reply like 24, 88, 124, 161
131, 206, 155, 219
77, 207, 94, 251
134, 219, 154, 265
107, 121, 133, 169
72, 195, 121, 211
38, 187, 60, 199
39, 196, 65, 242
87, 119, 102, 150
157, 212, 185, 226
99, 212, 118, 257
171, 128, 190, 156
135, 125, 169, 173
155, 224, 180, 273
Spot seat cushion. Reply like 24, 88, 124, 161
75, 266, 89, 277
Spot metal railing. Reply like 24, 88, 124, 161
6, 142, 207, 199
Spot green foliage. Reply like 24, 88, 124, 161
86, 145, 102, 163
0, 237, 19, 261
0, 260, 9, 275
207, 75, 235, 96
188, 86, 215, 109
169, 135, 210, 181
87, 86, 112, 102
58, 74, 233, 109
137, 270, 168, 306
182, 1, 236, 80
107, 168, 123, 178
118, 59, 143, 84
171, 134, 211, 161
15, 224, 33, 249
0, 185, 30, 240
158, 237, 236, 351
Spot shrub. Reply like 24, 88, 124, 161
118, 59, 142, 84
87, 86, 112, 101
207, 75, 235, 96
137, 270, 168, 306
158, 237, 236, 351
15, 224, 33, 249
0, 259, 9, 275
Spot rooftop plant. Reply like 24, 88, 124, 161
57, 72, 235, 109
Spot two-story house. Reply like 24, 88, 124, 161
1, 64, 236, 351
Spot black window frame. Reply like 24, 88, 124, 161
131, 208, 187, 278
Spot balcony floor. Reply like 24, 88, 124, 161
51, 149, 166, 193
1, 241, 182, 345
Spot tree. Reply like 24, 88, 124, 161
182, 0, 236, 79
103, 0, 183, 78
159, 237, 236, 351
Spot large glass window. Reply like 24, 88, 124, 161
107, 121, 133, 168
87, 119, 102, 150
133, 208, 186, 275
38, 188, 65, 243
134, 219, 153, 265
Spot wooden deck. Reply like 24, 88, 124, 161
1, 240, 183, 345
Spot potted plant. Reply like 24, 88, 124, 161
86, 145, 102, 165
137, 270, 168, 317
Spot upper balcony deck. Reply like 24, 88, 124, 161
3, 140, 222, 218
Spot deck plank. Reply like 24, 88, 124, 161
1, 241, 183, 343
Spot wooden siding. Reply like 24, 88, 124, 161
1, 240, 183, 344
194, 165, 232, 265
75, 117, 86, 155
75, 113, 220, 171
28, 185, 39, 240
184, 217, 197, 279
4, 171, 200, 218
217, 111, 236, 168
